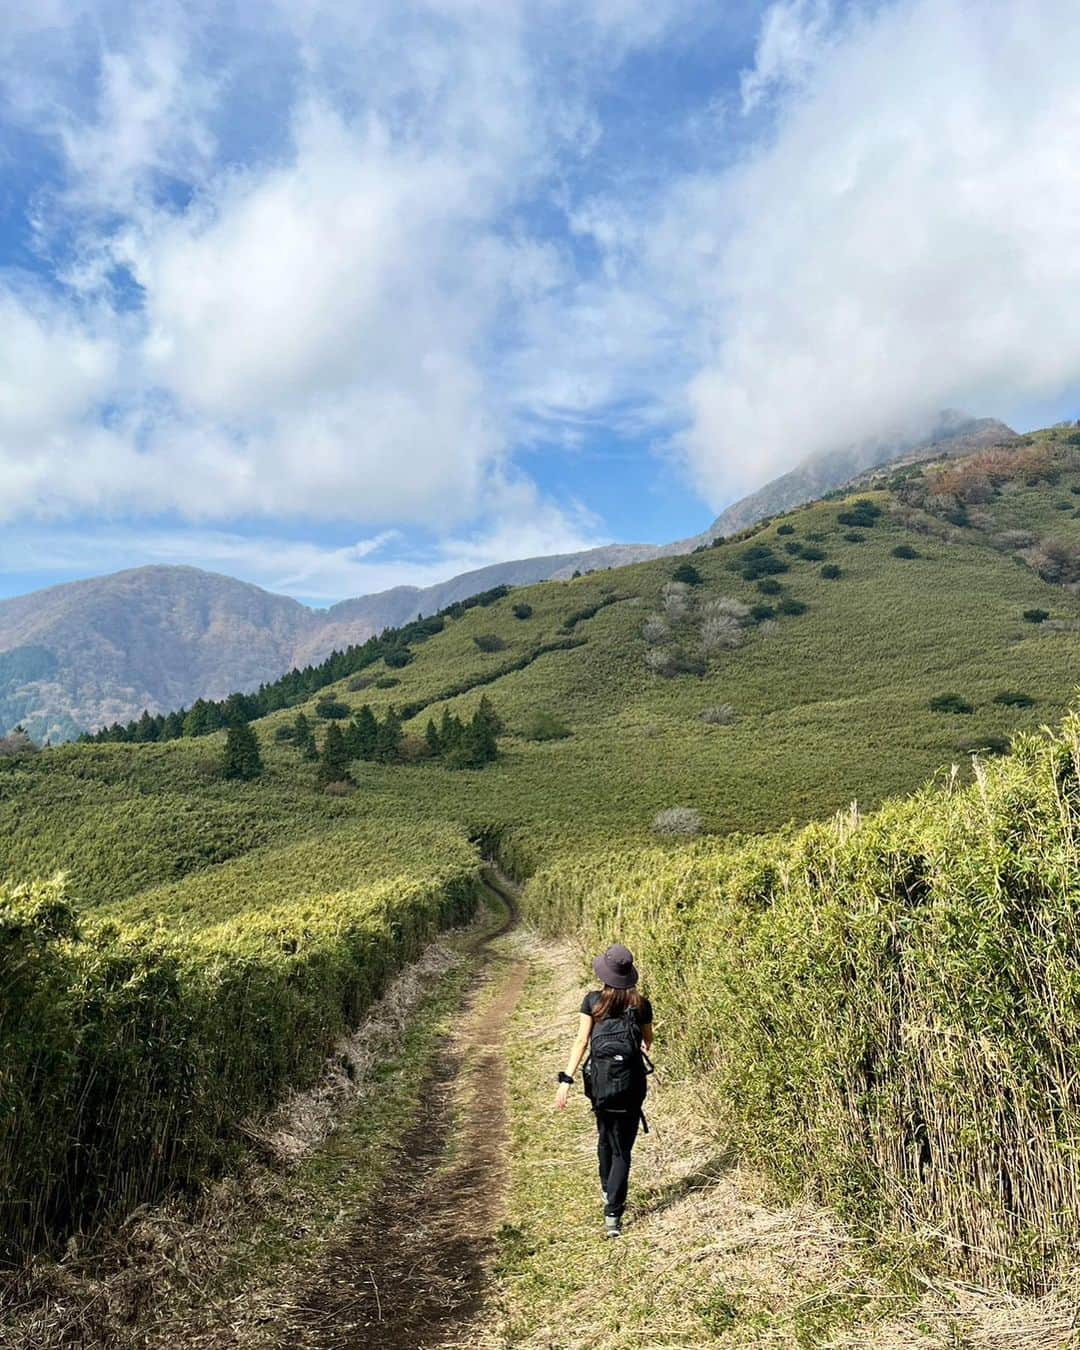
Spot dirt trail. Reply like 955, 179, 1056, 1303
283, 875, 527, 1349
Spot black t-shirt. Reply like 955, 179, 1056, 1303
581, 990, 654, 1027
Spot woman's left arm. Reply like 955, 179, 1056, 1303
554, 1014, 593, 1110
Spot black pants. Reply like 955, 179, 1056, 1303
596, 1109, 640, 1218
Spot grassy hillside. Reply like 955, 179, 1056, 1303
3, 427, 1080, 1272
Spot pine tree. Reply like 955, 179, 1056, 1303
319, 722, 352, 785
374, 706, 403, 763
425, 717, 441, 757
294, 711, 318, 760
353, 705, 379, 759
475, 695, 504, 736
222, 721, 263, 780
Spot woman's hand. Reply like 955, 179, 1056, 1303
554, 1082, 571, 1110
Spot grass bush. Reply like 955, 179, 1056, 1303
776, 523, 795, 535
374, 675, 401, 688
756, 578, 783, 595
473, 634, 507, 653
891, 544, 921, 559
820, 564, 842, 580
315, 697, 350, 719
521, 714, 1080, 1282
1023, 609, 1051, 624
651, 806, 702, 837
929, 693, 975, 714
0, 851, 480, 1259
994, 690, 1036, 708
512, 602, 534, 620
520, 710, 571, 741
699, 705, 737, 725
384, 648, 414, 669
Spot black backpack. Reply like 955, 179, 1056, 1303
583, 1009, 654, 1118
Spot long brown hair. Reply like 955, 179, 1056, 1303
593, 985, 645, 1021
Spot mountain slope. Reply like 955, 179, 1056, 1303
0, 567, 315, 742
686, 413, 1017, 546
0, 413, 1018, 740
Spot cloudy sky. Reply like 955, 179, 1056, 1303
2, 0, 1080, 605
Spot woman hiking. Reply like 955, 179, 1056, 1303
554, 943, 654, 1239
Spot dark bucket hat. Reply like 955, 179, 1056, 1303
592, 943, 638, 990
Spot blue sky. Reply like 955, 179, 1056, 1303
2, 1, 1080, 607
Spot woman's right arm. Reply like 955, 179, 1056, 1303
554, 1013, 593, 1110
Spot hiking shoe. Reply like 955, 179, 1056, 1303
604, 1215, 622, 1239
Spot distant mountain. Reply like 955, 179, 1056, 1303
683, 414, 1017, 548
0, 545, 667, 741
0, 413, 1018, 740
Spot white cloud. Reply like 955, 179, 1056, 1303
740, 0, 834, 113
0, 484, 604, 604
678, 0, 1080, 505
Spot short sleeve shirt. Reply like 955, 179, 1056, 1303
581, 991, 654, 1027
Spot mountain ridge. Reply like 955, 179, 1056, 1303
0, 414, 1018, 739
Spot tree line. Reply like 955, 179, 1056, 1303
82, 585, 513, 746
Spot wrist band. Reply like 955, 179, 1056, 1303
557, 1071, 574, 1085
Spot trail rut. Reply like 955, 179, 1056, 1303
284, 877, 527, 1349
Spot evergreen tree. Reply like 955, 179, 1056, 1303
293, 711, 318, 760
374, 706, 403, 763
222, 720, 263, 780
319, 722, 352, 784
425, 717, 441, 757
353, 705, 379, 759
475, 695, 504, 736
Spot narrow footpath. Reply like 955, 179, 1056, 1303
283, 875, 528, 1348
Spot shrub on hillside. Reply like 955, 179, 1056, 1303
273, 724, 295, 743
703, 596, 751, 621
1023, 609, 1050, 624
322, 779, 355, 797
473, 633, 507, 653
820, 564, 842, 580
837, 499, 882, 528
737, 545, 790, 580
671, 562, 703, 586
929, 693, 974, 714
993, 529, 1035, 551
993, 690, 1036, 707
642, 615, 670, 644
701, 615, 744, 653
347, 675, 374, 692
645, 648, 675, 677
776, 523, 795, 535
891, 544, 920, 559
756, 577, 783, 595
662, 586, 690, 624
315, 697, 350, 720
749, 603, 775, 622
842, 530, 866, 543
777, 597, 808, 616
374, 675, 400, 688
0, 728, 38, 758
699, 704, 737, 725
512, 602, 533, 620
520, 710, 571, 741
1026, 539, 1080, 585
384, 647, 414, 669
652, 806, 702, 838
799, 545, 827, 562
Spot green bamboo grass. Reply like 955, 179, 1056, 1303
521, 715, 1080, 1283
0, 856, 480, 1260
